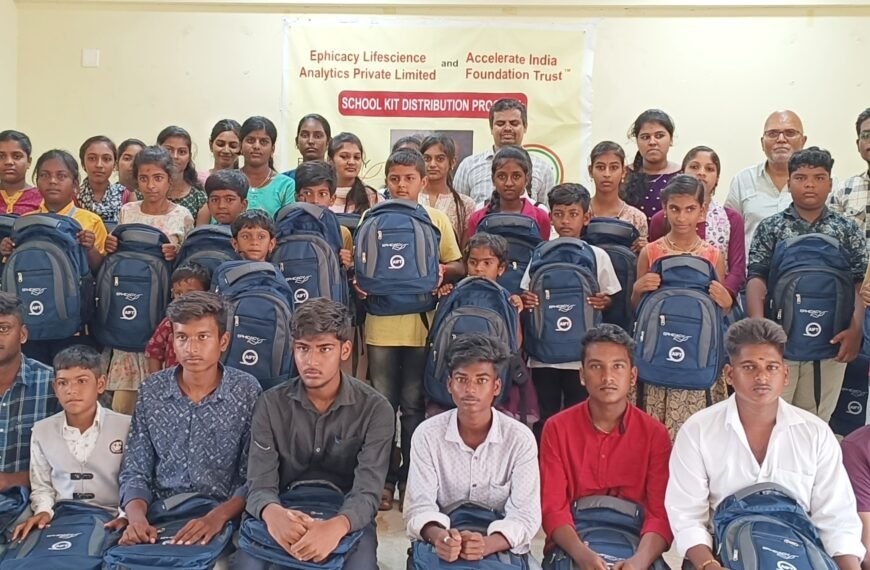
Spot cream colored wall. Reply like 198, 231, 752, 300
0, 0, 17, 129
13, 1, 870, 188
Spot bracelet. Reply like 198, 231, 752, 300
700, 560, 720, 570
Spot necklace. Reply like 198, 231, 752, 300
590, 198, 627, 219
246, 169, 274, 189
665, 234, 704, 253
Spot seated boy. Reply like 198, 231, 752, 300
195, 169, 249, 226
13, 345, 130, 540
118, 292, 261, 548
404, 333, 540, 562
540, 324, 671, 569
666, 318, 865, 569
236, 298, 394, 568
145, 261, 211, 373
295, 159, 353, 267
231, 209, 276, 262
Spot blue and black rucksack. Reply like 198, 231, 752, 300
94, 224, 172, 352
213, 261, 294, 388
354, 200, 441, 316
522, 238, 600, 364
173, 225, 239, 275
424, 277, 519, 407
583, 217, 639, 333
713, 483, 837, 570
475, 213, 544, 295
273, 203, 348, 309
634, 255, 726, 392
104, 494, 233, 569
1, 213, 94, 340
239, 482, 364, 570
765, 233, 854, 361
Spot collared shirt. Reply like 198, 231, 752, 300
726, 161, 793, 249
454, 148, 556, 207
404, 408, 541, 554
246, 374, 394, 532
119, 365, 261, 507
665, 395, 865, 559
747, 204, 867, 282
540, 402, 672, 552
0, 356, 56, 473
829, 171, 870, 252
28, 201, 108, 255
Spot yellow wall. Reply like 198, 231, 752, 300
0, 0, 17, 129
13, 1, 870, 187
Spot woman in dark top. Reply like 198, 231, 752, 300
620, 109, 681, 222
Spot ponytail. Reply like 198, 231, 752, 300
620, 151, 646, 207
487, 189, 502, 213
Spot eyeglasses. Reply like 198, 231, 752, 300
859, 131, 870, 141
763, 129, 803, 140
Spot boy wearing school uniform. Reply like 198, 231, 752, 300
13, 345, 129, 540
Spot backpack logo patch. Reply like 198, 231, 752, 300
389, 255, 405, 270
382, 242, 408, 252
21, 287, 46, 296
116, 292, 143, 301
804, 322, 822, 337
110, 440, 124, 454
776, 562, 798, 570
666, 347, 685, 363
549, 304, 575, 313
49, 541, 72, 551
286, 275, 311, 285
555, 317, 573, 332
241, 350, 259, 366
800, 308, 828, 318
238, 335, 266, 346
663, 332, 691, 343
28, 301, 43, 316
293, 289, 310, 304
120, 306, 138, 321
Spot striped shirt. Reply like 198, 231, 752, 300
829, 171, 870, 252
0, 356, 57, 473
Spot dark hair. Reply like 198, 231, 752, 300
231, 209, 276, 238
0, 292, 24, 324
856, 108, 870, 136
548, 182, 591, 212
788, 146, 835, 176
464, 232, 508, 266
391, 135, 422, 153
204, 169, 249, 200
0, 130, 33, 157
580, 324, 636, 366
488, 98, 528, 129
239, 116, 279, 171
385, 149, 426, 179
660, 174, 706, 206
296, 114, 332, 140
118, 138, 146, 156
171, 261, 211, 290
488, 145, 532, 213
53, 345, 103, 378
446, 332, 509, 376
291, 298, 353, 343
590, 140, 626, 164
132, 146, 174, 181
33, 150, 80, 185
296, 160, 336, 195
621, 109, 676, 207
328, 133, 371, 215
79, 135, 117, 164
157, 126, 199, 188
421, 135, 469, 237
681, 146, 721, 177
209, 119, 241, 145
725, 318, 787, 359
166, 291, 227, 336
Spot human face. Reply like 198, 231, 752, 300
725, 343, 788, 407
550, 203, 589, 238
857, 117, 870, 166
448, 361, 501, 414
387, 165, 426, 201
493, 159, 527, 203
83, 142, 116, 187
293, 333, 352, 391
0, 141, 31, 188
171, 316, 229, 374
663, 194, 704, 237
423, 144, 453, 184
491, 109, 526, 147
636, 121, 672, 167
297, 183, 335, 208
330, 143, 362, 182
137, 163, 171, 204
581, 342, 636, 406
36, 158, 77, 208
683, 151, 720, 198
232, 226, 276, 262
207, 189, 247, 225
211, 131, 240, 170
241, 129, 274, 169
54, 367, 105, 417
171, 277, 206, 298
0, 314, 25, 367
761, 112, 806, 166
466, 246, 505, 281
588, 152, 624, 195
296, 119, 329, 162
161, 136, 192, 176
789, 166, 832, 212
117, 144, 143, 189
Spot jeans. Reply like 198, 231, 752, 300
231, 523, 378, 569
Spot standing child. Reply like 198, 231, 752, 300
198, 119, 241, 185
0, 130, 41, 215
281, 113, 332, 182
327, 132, 379, 214
230, 210, 276, 262
420, 135, 476, 248
239, 116, 295, 218
632, 174, 733, 438
116, 139, 145, 195
587, 140, 648, 251
78, 135, 132, 223
196, 169, 249, 226
294, 160, 353, 266
157, 126, 208, 219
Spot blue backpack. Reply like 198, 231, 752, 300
765, 234, 855, 362
104, 494, 233, 570
0, 501, 118, 570
475, 213, 544, 295
634, 255, 726, 391
239, 482, 364, 570
174, 225, 239, 275
273, 203, 348, 309
336, 212, 362, 236
424, 277, 519, 407
522, 238, 600, 364
583, 218, 639, 333
544, 496, 668, 570
409, 502, 534, 569
354, 200, 441, 316
94, 224, 172, 352
213, 261, 294, 387
1, 213, 94, 340
713, 483, 837, 570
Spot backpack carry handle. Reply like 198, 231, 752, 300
573, 495, 643, 518
12, 213, 82, 234
186, 224, 233, 239
221, 261, 280, 286
111, 223, 170, 246
276, 202, 329, 223
534, 236, 587, 257
288, 479, 343, 494
369, 198, 419, 213
731, 482, 795, 502
585, 218, 640, 244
